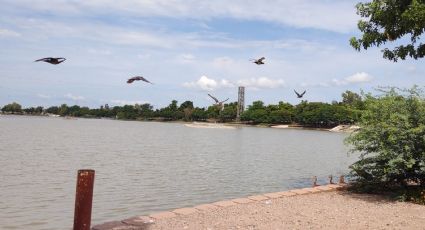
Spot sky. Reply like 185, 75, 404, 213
0, 0, 424, 109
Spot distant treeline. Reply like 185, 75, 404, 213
1, 90, 364, 127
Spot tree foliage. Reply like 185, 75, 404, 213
341, 90, 365, 110
1, 91, 364, 127
346, 87, 425, 189
1, 102, 22, 113
350, 0, 425, 61
219, 102, 238, 122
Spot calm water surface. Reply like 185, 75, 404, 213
0, 115, 357, 229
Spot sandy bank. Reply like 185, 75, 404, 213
329, 125, 360, 133
93, 185, 425, 230
184, 122, 236, 129
270, 124, 289, 129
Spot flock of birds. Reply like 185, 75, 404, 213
34, 56, 307, 109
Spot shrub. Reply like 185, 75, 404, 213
346, 86, 425, 190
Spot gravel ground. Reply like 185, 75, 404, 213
147, 191, 425, 230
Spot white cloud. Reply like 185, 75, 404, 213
183, 76, 286, 91
7, 1, 358, 33
177, 53, 196, 63
111, 99, 149, 105
0, 28, 21, 37
237, 77, 285, 89
5, 15, 329, 52
332, 72, 373, 86
183, 75, 234, 91
345, 72, 373, 83
37, 93, 51, 99
302, 72, 373, 88
137, 53, 151, 59
64, 93, 85, 101
212, 57, 234, 68
300, 82, 330, 88
87, 48, 111, 55
407, 66, 416, 73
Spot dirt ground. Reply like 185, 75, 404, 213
93, 189, 425, 230
147, 191, 425, 230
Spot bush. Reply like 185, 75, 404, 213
346, 86, 425, 190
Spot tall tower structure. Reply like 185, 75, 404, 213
236, 86, 245, 121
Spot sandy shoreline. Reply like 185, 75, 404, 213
1, 114, 354, 132
92, 185, 425, 230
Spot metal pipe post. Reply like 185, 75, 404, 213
73, 169, 95, 230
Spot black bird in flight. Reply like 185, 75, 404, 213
250, 57, 265, 65
208, 93, 229, 110
127, 76, 153, 84
294, 90, 306, 98
34, 57, 66, 65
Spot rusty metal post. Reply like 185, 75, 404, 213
339, 175, 345, 184
73, 169, 95, 230
312, 176, 318, 187
328, 175, 334, 184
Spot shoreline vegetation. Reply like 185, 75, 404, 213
0, 113, 359, 132
0, 90, 364, 131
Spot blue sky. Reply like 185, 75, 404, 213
0, 0, 424, 109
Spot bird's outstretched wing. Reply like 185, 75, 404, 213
300, 90, 306, 97
220, 98, 229, 103
127, 76, 153, 84
127, 78, 136, 84
208, 94, 219, 103
258, 57, 265, 61
294, 90, 301, 97
35, 57, 66, 64
34, 57, 51, 62
137, 76, 153, 84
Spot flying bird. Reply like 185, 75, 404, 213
127, 76, 153, 84
208, 93, 229, 111
294, 90, 306, 98
34, 57, 66, 65
250, 57, 265, 65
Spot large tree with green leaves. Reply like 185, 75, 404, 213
350, 0, 425, 61
346, 87, 425, 189
1, 102, 22, 114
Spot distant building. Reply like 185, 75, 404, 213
236, 86, 245, 121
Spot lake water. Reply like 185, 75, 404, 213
0, 115, 357, 229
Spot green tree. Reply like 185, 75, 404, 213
35, 106, 44, 114
179, 101, 194, 121
346, 87, 425, 189
179, 101, 194, 110
350, 0, 425, 61
156, 100, 183, 120
218, 102, 237, 122
192, 107, 208, 121
271, 102, 295, 124
206, 105, 220, 119
23, 107, 35, 114
134, 103, 154, 119
58, 104, 69, 116
46, 106, 59, 114
68, 105, 81, 116
341, 90, 365, 110
2, 102, 22, 114
241, 101, 269, 123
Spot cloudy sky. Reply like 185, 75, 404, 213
1, 0, 424, 109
